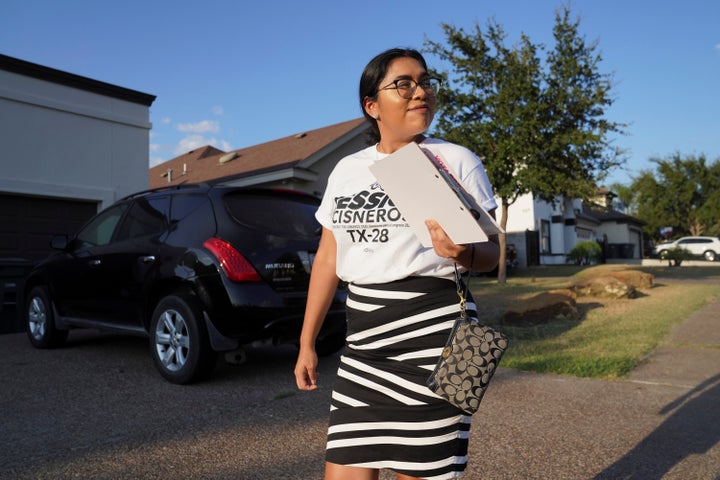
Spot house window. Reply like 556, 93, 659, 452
541, 220, 551, 253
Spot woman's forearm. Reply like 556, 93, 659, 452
455, 239, 500, 272
298, 228, 339, 350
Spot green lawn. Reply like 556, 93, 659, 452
471, 264, 720, 379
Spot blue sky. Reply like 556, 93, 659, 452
2, 0, 719, 186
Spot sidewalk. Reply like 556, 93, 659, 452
629, 294, 720, 388
603, 295, 720, 479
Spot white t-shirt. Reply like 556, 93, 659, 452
316, 138, 497, 284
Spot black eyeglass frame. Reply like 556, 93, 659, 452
378, 77, 441, 99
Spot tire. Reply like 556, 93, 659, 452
658, 250, 668, 260
704, 250, 716, 262
149, 295, 216, 384
25, 285, 68, 349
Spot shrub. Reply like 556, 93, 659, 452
663, 246, 690, 266
567, 240, 603, 265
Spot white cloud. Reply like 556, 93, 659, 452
212, 106, 224, 116
161, 117, 171, 124
176, 120, 220, 133
173, 135, 232, 156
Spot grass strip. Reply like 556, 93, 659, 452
472, 267, 720, 379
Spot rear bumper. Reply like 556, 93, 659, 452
203, 305, 346, 352
193, 269, 347, 351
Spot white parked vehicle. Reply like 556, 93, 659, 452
653, 236, 720, 262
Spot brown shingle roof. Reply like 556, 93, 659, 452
149, 117, 367, 188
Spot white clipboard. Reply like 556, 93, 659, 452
369, 142, 503, 247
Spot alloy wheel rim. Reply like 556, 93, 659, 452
28, 296, 47, 341
154, 309, 190, 372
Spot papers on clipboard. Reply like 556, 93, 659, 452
368, 142, 503, 247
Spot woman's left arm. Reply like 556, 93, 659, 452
425, 215, 501, 273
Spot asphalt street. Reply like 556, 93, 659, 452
0, 285, 718, 479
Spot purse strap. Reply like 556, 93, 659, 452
453, 244, 475, 319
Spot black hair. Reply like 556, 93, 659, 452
359, 48, 429, 143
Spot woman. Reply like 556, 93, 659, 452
294, 47, 500, 480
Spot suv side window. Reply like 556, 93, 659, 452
75, 203, 129, 249
115, 196, 170, 241
166, 194, 215, 245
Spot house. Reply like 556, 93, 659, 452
148, 118, 371, 196
504, 190, 645, 267
151, 118, 645, 267
0, 54, 156, 264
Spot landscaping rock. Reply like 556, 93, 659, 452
569, 269, 653, 299
605, 270, 654, 289
572, 275, 636, 299
502, 289, 578, 327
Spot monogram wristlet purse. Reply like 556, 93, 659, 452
426, 251, 509, 415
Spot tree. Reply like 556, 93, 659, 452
424, 5, 625, 283
541, 7, 627, 199
633, 153, 720, 239
425, 20, 543, 283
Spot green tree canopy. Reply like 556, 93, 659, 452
633, 153, 720, 239
424, 5, 625, 281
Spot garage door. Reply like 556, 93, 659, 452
1, 194, 98, 332
0, 193, 98, 263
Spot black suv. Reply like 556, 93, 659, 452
22, 184, 346, 383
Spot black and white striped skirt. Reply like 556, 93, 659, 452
326, 276, 477, 479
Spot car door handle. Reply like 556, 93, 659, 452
140, 256, 156, 263
89, 259, 101, 267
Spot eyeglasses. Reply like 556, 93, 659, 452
379, 77, 441, 99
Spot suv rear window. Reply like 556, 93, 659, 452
224, 192, 320, 239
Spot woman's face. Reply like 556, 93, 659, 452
365, 57, 437, 147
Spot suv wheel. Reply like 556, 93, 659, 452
704, 250, 716, 262
150, 295, 216, 384
25, 285, 68, 348
658, 250, 669, 260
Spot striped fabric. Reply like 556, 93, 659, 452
326, 276, 478, 480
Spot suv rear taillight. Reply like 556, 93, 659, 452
203, 237, 262, 282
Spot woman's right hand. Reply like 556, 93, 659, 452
294, 347, 319, 391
